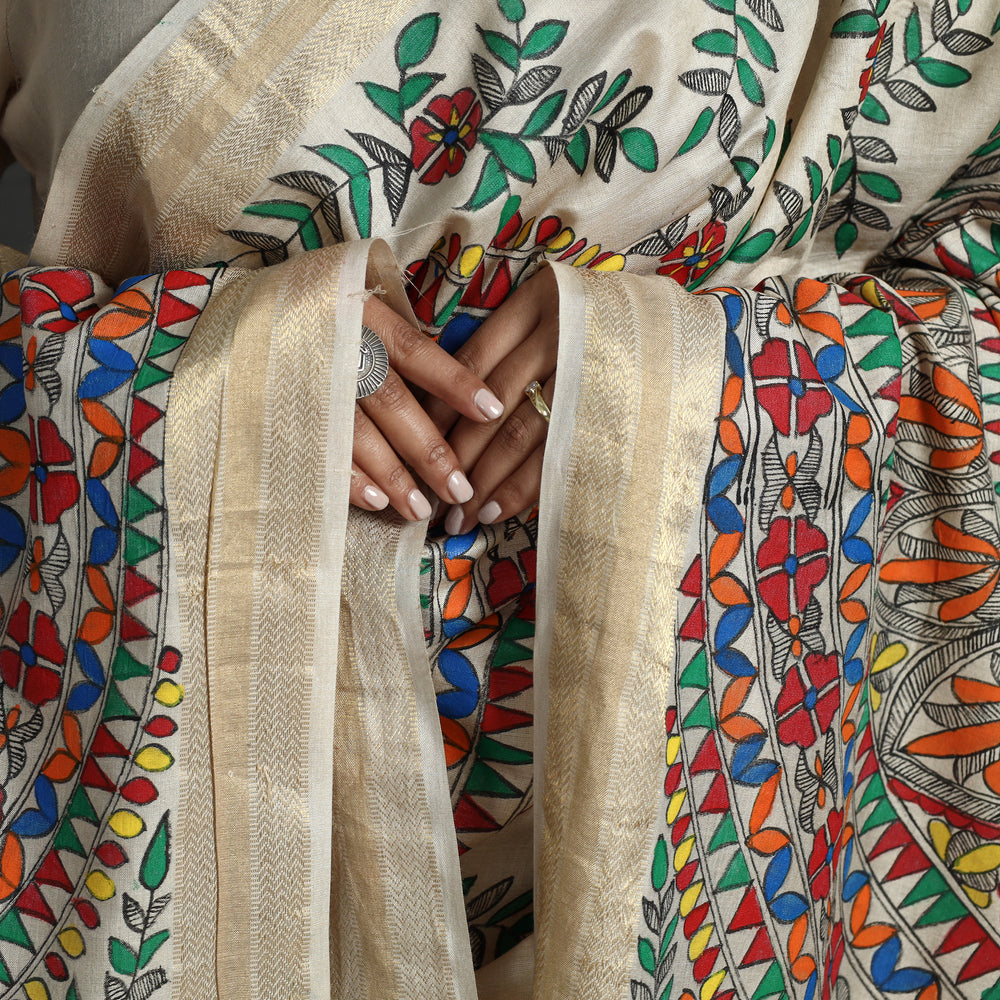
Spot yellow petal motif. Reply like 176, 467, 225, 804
871, 642, 907, 674
154, 679, 184, 707
928, 819, 952, 861
59, 927, 85, 958
109, 810, 145, 839
85, 871, 115, 900
673, 835, 695, 872
135, 745, 174, 772
701, 970, 728, 1000
458, 245, 484, 279
688, 923, 714, 960
953, 843, 1000, 874
24, 981, 50, 1000
680, 881, 704, 917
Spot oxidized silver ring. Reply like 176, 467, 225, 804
357, 325, 390, 399
524, 380, 551, 423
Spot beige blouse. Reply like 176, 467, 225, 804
1, 0, 174, 205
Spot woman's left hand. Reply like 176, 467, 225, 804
423, 267, 559, 535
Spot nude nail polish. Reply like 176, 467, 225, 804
478, 500, 501, 524
363, 485, 388, 509
474, 388, 504, 421
409, 490, 432, 520
447, 470, 474, 504
445, 505, 465, 536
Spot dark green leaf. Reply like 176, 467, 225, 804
478, 28, 520, 70
735, 15, 777, 69
621, 128, 658, 171
498, 0, 525, 22
139, 813, 170, 892
974, 134, 1000, 158
496, 195, 521, 236
763, 117, 777, 159
678, 68, 730, 96
857, 171, 901, 201
737, 58, 764, 105
463, 155, 509, 210
360, 82, 403, 124
651, 835, 668, 891
787, 208, 813, 248
693, 29, 737, 56
310, 144, 368, 178
677, 107, 714, 155
108, 939, 138, 978
703, 0, 735, 10
914, 57, 971, 86
904, 5, 922, 62
831, 155, 855, 193
564, 129, 590, 173
521, 20, 568, 59
831, 11, 881, 37
835, 219, 859, 255
827, 134, 842, 169
604, 87, 652, 128
728, 228, 776, 262
400, 73, 442, 110
876, 0, 890, 13
524, 90, 566, 135
993, 9, 1000, 33
860, 92, 891, 123
348, 175, 372, 238
805, 158, 822, 200
638, 936, 656, 975
138, 929, 170, 969
473, 54, 507, 113
884, 79, 934, 111
732, 155, 758, 185
244, 199, 314, 223
594, 70, 632, 112
395, 13, 440, 71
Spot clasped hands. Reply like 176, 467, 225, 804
351, 268, 557, 535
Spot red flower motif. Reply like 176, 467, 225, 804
0, 600, 66, 706
806, 808, 844, 900
751, 338, 834, 436
410, 89, 483, 185
776, 653, 841, 749
29, 417, 80, 525
657, 221, 727, 285
757, 516, 829, 621
20, 270, 98, 334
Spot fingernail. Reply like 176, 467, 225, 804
363, 485, 389, 509
474, 388, 504, 421
409, 490, 433, 520
447, 470, 474, 504
445, 505, 465, 536
478, 500, 502, 524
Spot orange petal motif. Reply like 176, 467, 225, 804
906, 720, 1000, 758
91, 289, 153, 340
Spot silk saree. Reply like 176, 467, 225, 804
2, 0, 1000, 998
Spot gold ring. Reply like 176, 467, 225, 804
524, 380, 551, 423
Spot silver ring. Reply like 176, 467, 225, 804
357, 325, 389, 399
524, 380, 551, 423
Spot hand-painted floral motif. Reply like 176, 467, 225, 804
656, 220, 727, 285
410, 88, 483, 184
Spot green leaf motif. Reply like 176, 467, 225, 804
244, 200, 312, 223
651, 835, 668, 891
728, 228, 776, 262
400, 73, 441, 110
479, 28, 520, 70
860, 93, 890, 124
805, 158, 823, 200
737, 58, 765, 106
831, 155, 856, 194
904, 6, 922, 63
827, 133, 842, 169
498, 0, 526, 22
732, 155, 758, 184
139, 928, 170, 969
349, 175, 372, 238
464, 155, 509, 210
763, 117, 777, 159
857, 171, 902, 202
694, 29, 737, 57
678, 107, 715, 156
524, 91, 566, 136
480, 131, 536, 181
704, 0, 736, 10
621, 128, 658, 171
521, 20, 568, 59
831, 11, 881, 38
735, 15, 777, 70
108, 939, 138, 978
787, 207, 813, 248
835, 219, 859, 255
915, 57, 972, 87
395, 13, 440, 71
310, 144, 367, 178
360, 82, 403, 124
638, 936, 656, 975
140, 813, 170, 892
594, 70, 632, 112
564, 129, 590, 174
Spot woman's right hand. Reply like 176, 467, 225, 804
350, 295, 505, 520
